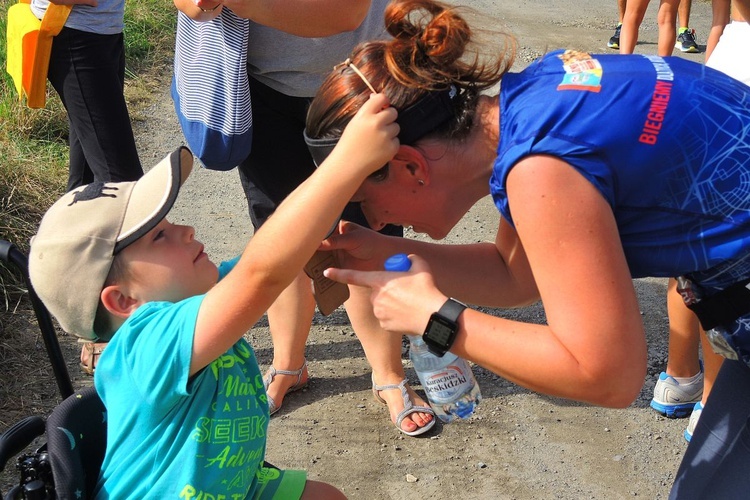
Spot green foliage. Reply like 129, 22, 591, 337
124, 0, 177, 69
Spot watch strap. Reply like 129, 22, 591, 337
437, 298, 467, 322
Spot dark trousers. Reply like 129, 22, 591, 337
238, 75, 401, 237
48, 27, 143, 192
670, 359, 750, 498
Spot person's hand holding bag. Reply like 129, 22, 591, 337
49, 0, 97, 5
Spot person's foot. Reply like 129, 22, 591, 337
650, 370, 703, 418
675, 28, 700, 53
263, 360, 309, 415
607, 23, 621, 49
684, 401, 703, 442
372, 375, 435, 434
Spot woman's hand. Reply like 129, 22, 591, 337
174, 0, 223, 20
217, 0, 370, 37
324, 254, 447, 336
193, 0, 222, 12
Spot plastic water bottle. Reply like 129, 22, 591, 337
384, 254, 482, 423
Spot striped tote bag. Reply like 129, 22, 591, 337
172, 8, 252, 171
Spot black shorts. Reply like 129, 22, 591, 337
237, 75, 402, 237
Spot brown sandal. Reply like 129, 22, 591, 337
79, 340, 107, 376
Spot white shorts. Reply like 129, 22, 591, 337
706, 21, 750, 86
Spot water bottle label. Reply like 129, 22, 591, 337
420, 363, 475, 404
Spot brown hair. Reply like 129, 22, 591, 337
306, 0, 515, 143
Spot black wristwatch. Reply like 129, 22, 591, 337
423, 298, 467, 357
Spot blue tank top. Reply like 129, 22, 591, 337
491, 50, 750, 286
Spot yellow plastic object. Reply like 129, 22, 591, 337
6, 0, 71, 108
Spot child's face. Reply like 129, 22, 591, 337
117, 219, 219, 304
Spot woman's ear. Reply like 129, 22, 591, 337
393, 145, 430, 185
100, 285, 140, 319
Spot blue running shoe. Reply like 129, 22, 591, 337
650, 371, 703, 418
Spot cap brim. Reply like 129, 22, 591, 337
115, 147, 193, 252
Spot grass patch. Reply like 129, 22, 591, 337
0, 0, 176, 301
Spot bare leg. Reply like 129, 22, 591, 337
264, 271, 315, 408
665, 278, 701, 378
655, 0, 680, 56
621, 0, 650, 53
677, 0, 692, 29
344, 285, 434, 433
706, 0, 731, 60
265, 274, 433, 432
617, 0, 628, 23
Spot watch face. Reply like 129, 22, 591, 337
428, 317, 455, 344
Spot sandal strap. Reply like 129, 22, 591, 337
372, 377, 409, 405
267, 394, 279, 415
263, 359, 307, 391
372, 375, 436, 436
395, 404, 435, 428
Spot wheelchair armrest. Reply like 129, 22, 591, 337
0, 416, 45, 473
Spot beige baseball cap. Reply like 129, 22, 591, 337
28, 147, 194, 340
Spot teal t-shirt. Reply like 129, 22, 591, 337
93, 258, 277, 499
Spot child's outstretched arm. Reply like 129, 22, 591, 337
190, 93, 398, 373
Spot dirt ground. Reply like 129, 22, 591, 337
1, 0, 715, 498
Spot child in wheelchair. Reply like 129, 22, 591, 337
24, 94, 398, 499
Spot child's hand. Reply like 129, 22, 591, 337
327, 94, 399, 177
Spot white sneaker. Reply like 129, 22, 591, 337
684, 402, 703, 442
650, 370, 703, 418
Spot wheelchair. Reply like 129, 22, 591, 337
0, 240, 106, 500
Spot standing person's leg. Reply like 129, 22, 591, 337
238, 78, 320, 415
620, 0, 651, 53
651, 279, 703, 417
664, 278, 702, 379
675, 0, 701, 52
677, 0, 692, 33
655, 0, 681, 56
238, 77, 434, 433
340, 212, 435, 434
608, 0, 628, 49
47, 28, 143, 191
706, 0, 731, 60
